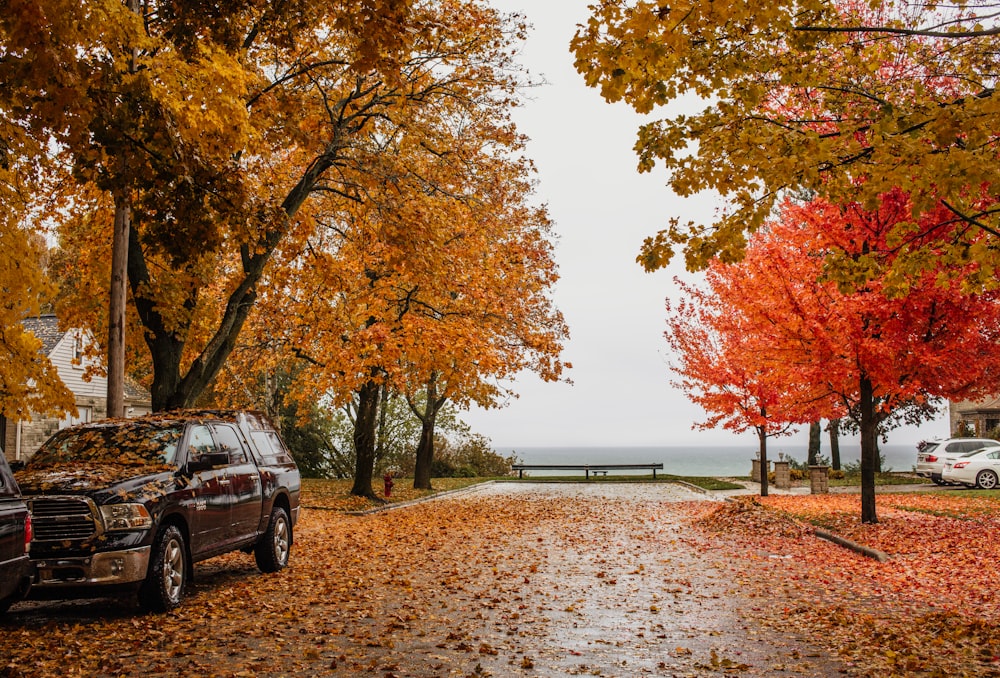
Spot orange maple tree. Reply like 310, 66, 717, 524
216, 111, 568, 497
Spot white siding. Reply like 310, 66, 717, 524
49, 330, 106, 398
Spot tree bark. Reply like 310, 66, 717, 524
757, 423, 769, 497
828, 419, 841, 470
411, 374, 447, 491
131, 130, 342, 410
413, 416, 436, 490
807, 420, 821, 466
859, 375, 878, 524
350, 378, 381, 499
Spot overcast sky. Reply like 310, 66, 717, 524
462, 0, 950, 451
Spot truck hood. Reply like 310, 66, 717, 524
16, 462, 179, 500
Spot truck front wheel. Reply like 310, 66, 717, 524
255, 505, 291, 573
140, 525, 188, 612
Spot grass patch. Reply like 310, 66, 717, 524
675, 476, 745, 490
946, 488, 1000, 499
827, 471, 925, 487
502, 473, 743, 490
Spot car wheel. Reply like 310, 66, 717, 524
139, 524, 188, 612
255, 505, 292, 573
976, 470, 999, 490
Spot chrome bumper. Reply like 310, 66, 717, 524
34, 546, 151, 587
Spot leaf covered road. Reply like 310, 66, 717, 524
2, 483, 842, 677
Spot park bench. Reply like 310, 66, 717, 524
510, 463, 664, 479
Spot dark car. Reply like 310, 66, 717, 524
0, 453, 32, 614
17, 409, 300, 611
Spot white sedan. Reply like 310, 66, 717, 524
942, 446, 1000, 489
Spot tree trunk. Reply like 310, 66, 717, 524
411, 374, 447, 491
807, 420, 821, 466
375, 384, 390, 467
828, 419, 841, 471
859, 375, 878, 524
413, 415, 436, 490
757, 424, 769, 497
127, 227, 190, 411
130, 134, 341, 410
350, 379, 381, 499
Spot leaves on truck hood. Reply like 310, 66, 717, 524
16, 461, 175, 495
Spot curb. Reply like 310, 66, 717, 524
346, 480, 496, 516
814, 527, 890, 562
714, 494, 891, 562
675, 480, 711, 495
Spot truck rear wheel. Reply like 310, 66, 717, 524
255, 505, 291, 573
140, 525, 187, 612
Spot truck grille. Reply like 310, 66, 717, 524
29, 497, 98, 542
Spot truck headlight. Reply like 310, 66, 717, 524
100, 504, 153, 531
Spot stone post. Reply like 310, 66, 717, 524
751, 458, 762, 482
773, 460, 791, 489
809, 465, 830, 494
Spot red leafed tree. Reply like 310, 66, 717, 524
687, 190, 1000, 522
665, 277, 823, 497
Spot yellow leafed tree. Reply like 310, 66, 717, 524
6, 0, 545, 414
572, 0, 1000, 281
0, 151, 74, 419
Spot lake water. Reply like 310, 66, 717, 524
498, 444, 917, 477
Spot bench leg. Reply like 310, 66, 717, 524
653, 469, 657, 479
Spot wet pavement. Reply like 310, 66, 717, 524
3, 482, 849, 677
441, 483, 846, 676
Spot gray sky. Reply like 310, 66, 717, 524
462, 0, 949, 451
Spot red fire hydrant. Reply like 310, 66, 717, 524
383, 472, 394, 498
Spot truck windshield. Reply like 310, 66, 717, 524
29, 423, 184, 468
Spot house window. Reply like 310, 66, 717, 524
59, 407, 92, 430
73, 333, 85, 362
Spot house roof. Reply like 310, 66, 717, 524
22, 314, 65, 355
124, 378, 150, 402
955, 395, 1000, 413
23, 314, 152, 405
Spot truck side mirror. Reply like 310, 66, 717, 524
186, 451, 231, 472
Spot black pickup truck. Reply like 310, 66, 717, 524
15, 409, 300, 611
0, 452, 32, 614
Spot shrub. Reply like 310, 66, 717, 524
430, 434, 518, 478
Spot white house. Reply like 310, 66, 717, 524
1, 315, 152, 462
